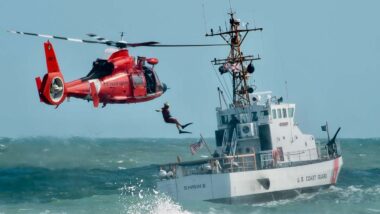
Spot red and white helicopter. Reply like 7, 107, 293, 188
9, 31, 223, 108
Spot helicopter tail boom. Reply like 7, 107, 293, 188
36, 41, 66, 106
44, 41, 61, 73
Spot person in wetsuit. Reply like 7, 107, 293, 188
156, 102, 193, 134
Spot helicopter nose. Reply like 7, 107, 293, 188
162, 83, 168, 93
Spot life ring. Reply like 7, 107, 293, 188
272, 148, 280, 166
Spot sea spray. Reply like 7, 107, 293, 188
119, 178, 190, 214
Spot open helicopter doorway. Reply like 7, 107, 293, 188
143, 66, 157, 94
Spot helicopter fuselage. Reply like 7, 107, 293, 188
36, 41, 166, 108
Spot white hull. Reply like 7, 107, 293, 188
157, 156, 343, 203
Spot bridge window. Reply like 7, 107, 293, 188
252, 112, 258, 121
277, 109, 282, 118
288, 108, 294, 117
282, 108, 287, 118
272, 109, 277, 119
261, 110, 269, 116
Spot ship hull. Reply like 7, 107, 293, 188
209, 184, 331, 204
157, 156, 343, 203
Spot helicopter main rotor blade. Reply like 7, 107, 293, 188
8, 30, 160, 48
8, 30, 107, 45
86, 33, 111, 43
144, 44, 227, 47
122, 41, 160, 48
8, 30, 226, 49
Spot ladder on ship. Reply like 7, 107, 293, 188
221, 128, 238, 156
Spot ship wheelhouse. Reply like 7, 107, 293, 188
214, 91, 322, 169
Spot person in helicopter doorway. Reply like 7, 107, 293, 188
156, 102, 193, 134
143, 66, 156, 94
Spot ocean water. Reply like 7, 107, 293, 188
0, 137, 379, 214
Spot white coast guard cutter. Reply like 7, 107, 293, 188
157, 12, 343, 203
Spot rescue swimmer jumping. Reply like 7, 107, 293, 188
156, 102, 193, 134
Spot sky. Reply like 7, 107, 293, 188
0, 0, 379, 138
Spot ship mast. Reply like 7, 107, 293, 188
206, 12, 262, 107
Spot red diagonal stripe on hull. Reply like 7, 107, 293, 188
331, 158, 340, 184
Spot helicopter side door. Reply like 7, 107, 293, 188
131, 74, 147, 97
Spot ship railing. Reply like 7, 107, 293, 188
259, 145, 333, 169
219, 153, 257, 173
258, 150, 274, 169
285, 148, 319, 162
158, 154, 258, 179
316, 142, 330, 159
317, 140, 342, 159
158, 145, 337, 179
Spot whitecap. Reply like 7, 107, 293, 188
139, 190, 144, 199
251, 198, 294, 208
368, 208, 380, 213
0, 144, 7, 151
347, 185, 362, 192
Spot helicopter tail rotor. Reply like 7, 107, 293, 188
36, 41, 66, 106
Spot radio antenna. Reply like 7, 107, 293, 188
228, 0, 233, 14
285, 80, 289, 101
202, 2, 208, 34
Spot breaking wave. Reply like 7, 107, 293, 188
119, 179, 191, 214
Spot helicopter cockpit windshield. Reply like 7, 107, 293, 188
81, 59, 114, 81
